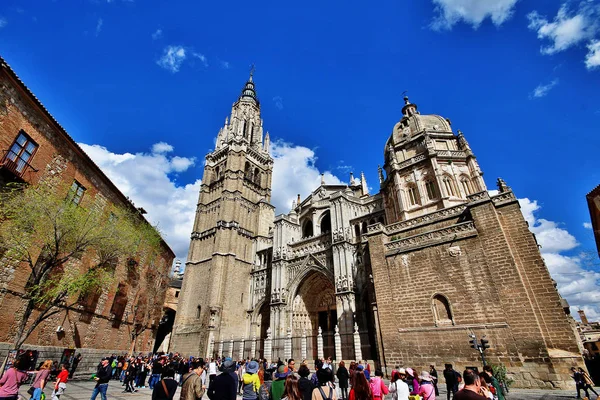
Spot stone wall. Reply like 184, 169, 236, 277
367, 192, 583, 389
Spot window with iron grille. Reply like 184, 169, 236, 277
7, 131, 38, 173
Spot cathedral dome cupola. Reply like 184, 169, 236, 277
239, 67, 259, 106
401, 96, 418, 117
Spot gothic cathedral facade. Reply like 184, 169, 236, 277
171, 74, 583, 389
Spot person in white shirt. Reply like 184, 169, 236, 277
388, 369, 410, 400
208, 359, 218, 387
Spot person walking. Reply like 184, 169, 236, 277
237, 361, 246, 395
336, 361, 349, 400
30, 360, 52, 400
50, 364, 69, 400
388, 370, 409, 400
443, 364, 460, 400
207, 359, 237, 400
152, 366, 178, 400
454, 370, 485, 400
579, 367, 598, 398
181, 360, 206, 400
0, 358, 28, 400
430, 365, 439, 397
90, 358, 112, 400
149, 357, 164, 390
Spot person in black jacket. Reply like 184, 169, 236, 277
442, 364, 461, 400
336, 361, 349, 400
207, 360, 237, 400
90, 358, 112, 400
152, 366, 178, 400
123, 357, 138, 393
297, 364, 314, 400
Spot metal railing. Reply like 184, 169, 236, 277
0, 150, 37, 178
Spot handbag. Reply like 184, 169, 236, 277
27, 386, 36, 396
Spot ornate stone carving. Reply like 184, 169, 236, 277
335, 274, 354, 293
385, 204, 467, 235
491, 191, 517, 206
385, 221, 477, 253
467, 191, 490, 203
447, 246, 462, 257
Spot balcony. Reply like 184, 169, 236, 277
0, 150, 37, 180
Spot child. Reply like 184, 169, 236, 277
243, 361, 261, 400
51, 364, 69, 400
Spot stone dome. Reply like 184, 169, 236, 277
388, 98, 452, 147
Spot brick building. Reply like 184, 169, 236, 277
172, 74, 583, 389
0, 56, 175, 374
587, 184, 600, 258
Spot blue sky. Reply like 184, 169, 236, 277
1, 0, 600, 320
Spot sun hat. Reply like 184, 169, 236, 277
419, 371, 433, 381
398, 368, 406, 375
274, 365, 289, 379
246, 360, 259, 374
406, 368, 414, 376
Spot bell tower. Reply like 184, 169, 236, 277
171, 71, 275, 357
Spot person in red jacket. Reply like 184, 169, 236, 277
51, 364, 69, 400
348, 371, 370, 400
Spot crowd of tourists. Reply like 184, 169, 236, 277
0, 351, 596, 400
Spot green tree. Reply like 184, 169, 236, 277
0, 181, 164, 350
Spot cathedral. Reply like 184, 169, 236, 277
171, 72, 583, 389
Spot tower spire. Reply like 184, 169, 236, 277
238, 65, 259, 105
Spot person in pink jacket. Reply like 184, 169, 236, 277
0, 358, 28, 400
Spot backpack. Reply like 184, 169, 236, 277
370, 377, 384, 397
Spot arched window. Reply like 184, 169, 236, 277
196, 305, 202, 319
442, 176, 456, 197
361, 221, 368, 234
432, 294, 453, 326
243, 120, 248, 138
320, 211, 331, 234
354, 224, 361, 239
407, 185, 418, 206
377, 216, 385, 224
425, 180, 437, 200
460, 176, 473, 196
244, 162, 251, 180
214, 166, 220, 182
254, 168, 260, 184
302, 219, 313, 238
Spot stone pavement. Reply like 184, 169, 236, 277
17, 380, 591, 400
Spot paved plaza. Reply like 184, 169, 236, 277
17, 379, 591, 400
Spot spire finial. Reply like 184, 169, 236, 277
249, 63, 255, 81
321, 173, 325, 185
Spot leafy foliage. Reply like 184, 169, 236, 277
491, 364, 514, 388
0, 181, 164, 349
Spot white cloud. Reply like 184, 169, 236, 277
192, 52, 208, 67
157, 45, 187, 73
528, 2, 600, 69
430, 0, 518, 30
270, 141, 344, 213
95, 18, 103, 37
518, 198, 600, 322
586, 40, 600, 70
584, 222, 593, 229
152, 28, 162, 40
0, 17, 7, 29
220, 60, 230, 69
530, 79, 559, 99
79, 142, 200, 262
272, 96, 283, 111
152, 142, 174, 154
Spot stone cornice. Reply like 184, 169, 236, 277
491, 191, 518, 206
384, 204, 468, 236
397, 322, 509, 333
385, 221, 477, 254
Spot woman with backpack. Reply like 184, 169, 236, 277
369, 370, 388, 400
311, 368, 336, 400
